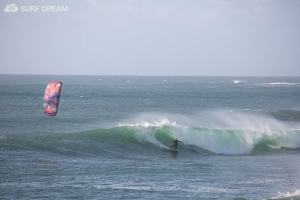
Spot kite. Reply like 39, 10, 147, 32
44, 81, 62, 116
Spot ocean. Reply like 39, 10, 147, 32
1, 75, 300, 200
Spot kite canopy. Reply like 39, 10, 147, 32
44, 81, 62, 116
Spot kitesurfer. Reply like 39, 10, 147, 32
171, 138, 183, 150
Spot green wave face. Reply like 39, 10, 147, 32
15, 125, 299, 156
3, 112, 300, 157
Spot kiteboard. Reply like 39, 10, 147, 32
170, 149, 178, 153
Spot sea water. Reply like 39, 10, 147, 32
1, 75, 300, 199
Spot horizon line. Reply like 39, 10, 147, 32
1, 74, 299, 77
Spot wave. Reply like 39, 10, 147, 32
232, 80, 247, 84
262, 82, 299, 86
271, 189, 300, 200
3, 111, 300, 156
93, 182, 229, 193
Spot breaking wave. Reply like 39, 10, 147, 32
4, 110, 300, 156
271, 189, 300, 200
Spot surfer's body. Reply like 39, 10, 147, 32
171, 138, 183, 150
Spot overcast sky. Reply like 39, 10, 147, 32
1, 0, 300, 76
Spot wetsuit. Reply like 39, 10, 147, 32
171, 139, 182, 150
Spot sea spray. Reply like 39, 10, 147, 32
113, 111, 300, 154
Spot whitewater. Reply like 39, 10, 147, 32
1, 75, 300, 199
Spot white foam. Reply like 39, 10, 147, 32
264, 82, 299, 85
271, 189, 300, 199
93, 183, 229, 193
118, 118, 172, 128
233, 80, 247, 84
146, 134, 169, 149
267, 144, 281, 149
248, 179, 283, 184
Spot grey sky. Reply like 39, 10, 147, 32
1, 0, 300, 76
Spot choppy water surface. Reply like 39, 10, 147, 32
1, 75, 300, 199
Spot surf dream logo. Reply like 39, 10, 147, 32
4, 4, 68, 13
4, 4, 18, 12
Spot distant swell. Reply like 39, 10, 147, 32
263, 82, 299, 85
